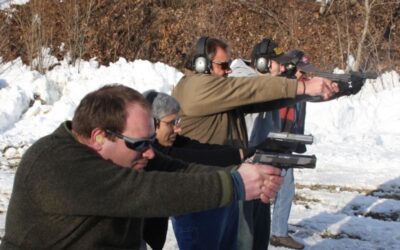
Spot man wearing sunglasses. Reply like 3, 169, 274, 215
142, 90, 256, 250
172, 37, 338, 250
173, 36, 337, 147
1, 84, 284, 250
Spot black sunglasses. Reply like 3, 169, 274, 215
212, 60, 232, 70
105, 129, 155, 153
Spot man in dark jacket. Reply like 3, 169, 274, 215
143, 90, 251, 250
0, 85, 283, 250
145, 90, 246, 164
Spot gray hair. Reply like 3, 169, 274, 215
142, 90, 181, 119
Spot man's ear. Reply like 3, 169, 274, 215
95, 134, 104, 144
90, 128, 106, 151
154, 118, 161, 130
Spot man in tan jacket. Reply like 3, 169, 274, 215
172, 36, 338, 250
172, 37, 336, 148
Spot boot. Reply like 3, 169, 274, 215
270, 235, 305, 249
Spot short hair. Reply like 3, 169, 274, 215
72, 84, 151, 138
205, 38, 228, 61
142, 90, 180, 119
184, 37, 229, 70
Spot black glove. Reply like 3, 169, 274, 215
281, 63, 297, 79
338, 74, 365, 96
241, 147, 256, 159
349, 74, 365, 95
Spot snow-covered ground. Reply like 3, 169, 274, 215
0, 56, 399, 249
0, 0, 28, 10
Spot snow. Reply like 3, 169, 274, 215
0, 0, 29, 10
1, 56, 399, 249
0, 57, 182, 147
1, 0, 398, 247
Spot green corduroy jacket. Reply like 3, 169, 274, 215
1, 121, 237, 250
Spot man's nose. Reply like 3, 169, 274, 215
143, 147, 155, 159
174, 126, 182, 134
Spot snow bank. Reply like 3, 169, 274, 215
0, 57, 183, 149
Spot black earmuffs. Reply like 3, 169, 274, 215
254, 38, 273, 74
192, 36, 212, 74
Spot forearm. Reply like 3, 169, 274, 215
147, 150, 237, 172
242, 96, 309, 114
175, 74, 297, 116
169, 147, 241, 166
183, 161, 238, 173
29, 159, 236, 218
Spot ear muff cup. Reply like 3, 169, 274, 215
192, 36, 211, 74
255, 39, 272, 74
256, 57, 270, 73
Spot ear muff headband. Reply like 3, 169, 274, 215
259, 39, 270, 55
196, 36, 208, 56
255, 39, 272, 74
193, 36, 211, 74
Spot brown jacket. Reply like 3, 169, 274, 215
172, 71, 298, 147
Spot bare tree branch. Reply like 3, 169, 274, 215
354, 0, 374, 71
232, 0, 290, 35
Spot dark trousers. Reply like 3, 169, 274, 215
143, 217, 168, 250
172, 202, 239, 250
238, 200, 271, 250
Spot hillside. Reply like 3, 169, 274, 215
1, 0, 399, 72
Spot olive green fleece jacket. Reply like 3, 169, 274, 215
172, 72, 298, 146
1, 121, 236, 250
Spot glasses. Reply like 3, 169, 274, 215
157, 117, 182, 127
212, 60, 232, 70
105, 129, 155, 153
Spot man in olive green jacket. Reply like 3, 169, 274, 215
0, 85, 283, 250
172, 37, 338, 250
172, 37, 336, 148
